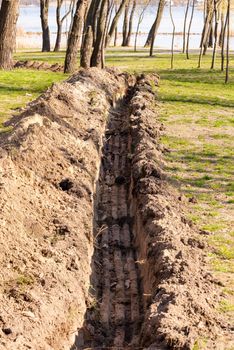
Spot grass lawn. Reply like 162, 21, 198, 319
0, 69, 66, 130
1, 48, 234, 331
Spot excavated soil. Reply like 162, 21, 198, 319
14, 60, 64, 72
0, 69, 230, 350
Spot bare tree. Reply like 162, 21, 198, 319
0, 0, 20, 69
122, 1, 130, 46
221, 2, 227, 71
40, 0, 51, 52
134, 0, 151, 51
91, 0, 108, 67
106, 0, 128, 46
149, 0, 166, 56
225, 0, 230, 83
125, 0, 136, 46
64, 0, 88, 73
169, 0, 175, 69
145, 0, 165, 48
54, 0, 75, 51
182, 0, 190, 53
186, 0, 195, 59
210, 0, 219, 68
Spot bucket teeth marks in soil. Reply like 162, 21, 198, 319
81, 99, 142, 349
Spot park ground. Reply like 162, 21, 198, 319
0, 49, 233, 344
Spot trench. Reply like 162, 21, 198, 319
71, 88, 144, 350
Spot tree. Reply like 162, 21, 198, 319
40, 0, 51, 52
64, 0, 88, 73
145, 0, 165, 49
81, 0, 110, 68
0, 0, 20, 69
210, 0, 219, 68
169, 0, 175, 69
134, 0, 151, 51
182, 0, 190, 54
186, 0, 195, 59
149, 0, 166, 56
106, 0, 128, 46
225, 0, 230, 83
91, 0, 108, 67
54, 0, 75, 52
125, 0, 136, 46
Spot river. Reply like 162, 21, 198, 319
16, 4, 234, 50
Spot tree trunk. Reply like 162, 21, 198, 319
144, 22, 154, 47
182, 0, 190, 53
210, 0, 218, 69
54, 0, 73, 52
219, 11, 224, 47
91, 0, 108, 68
149, 0, 166, 56
198, 0, 214, 67
169, 0, 175, 69
125, 0, 136, 46
221, 7, 227, 71
225, 0, 230, 83
40, 0, 51, 52
64, 0, 88, 73
0, 0, 20, 69
80, 25, 93, 68
186, 0, 195, 59
134, 0, 150, 51
122, 2, 129, 46
106, 0, 128, 46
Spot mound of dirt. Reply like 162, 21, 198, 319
0, 68, 227, 350
129, 75, 227, 349
14, 60, 64, 72
0, 68, 129, 350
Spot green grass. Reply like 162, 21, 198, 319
0, 69, 66, 130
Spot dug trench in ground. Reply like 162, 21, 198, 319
0, 69, 228, 350
71, 75, 229, 349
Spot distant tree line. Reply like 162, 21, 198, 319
0, 0, 232, 82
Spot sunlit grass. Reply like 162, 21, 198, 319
0, 69, 66, 130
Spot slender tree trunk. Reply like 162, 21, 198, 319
114, 4, 118, 46
221, 7, 227, 71
198, 0, 213, 67
219, 11, 224, 47
149, 0, 166, 56
169, 0, 175, 69
54, 0, 73, 51
186, 0, 195, 59
64, 0, 88, 73
225, 0, 230, 83
135, 0, 150, 51
126, 0, 136, 46
106, 0, 128, 46
40, 0, 51, 52
211, 0, 218, 69
183, 0, 190, 53
0, 0, 20, 70
144, 22, 154, 47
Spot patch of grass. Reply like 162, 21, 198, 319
16, 274, 34, 286
219, 300, 234, 313
0, 69, 66, 131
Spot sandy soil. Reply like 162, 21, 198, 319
0, 68, 231, 350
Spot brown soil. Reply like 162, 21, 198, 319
0, 69, 230, 350
14, 60, 64, 72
